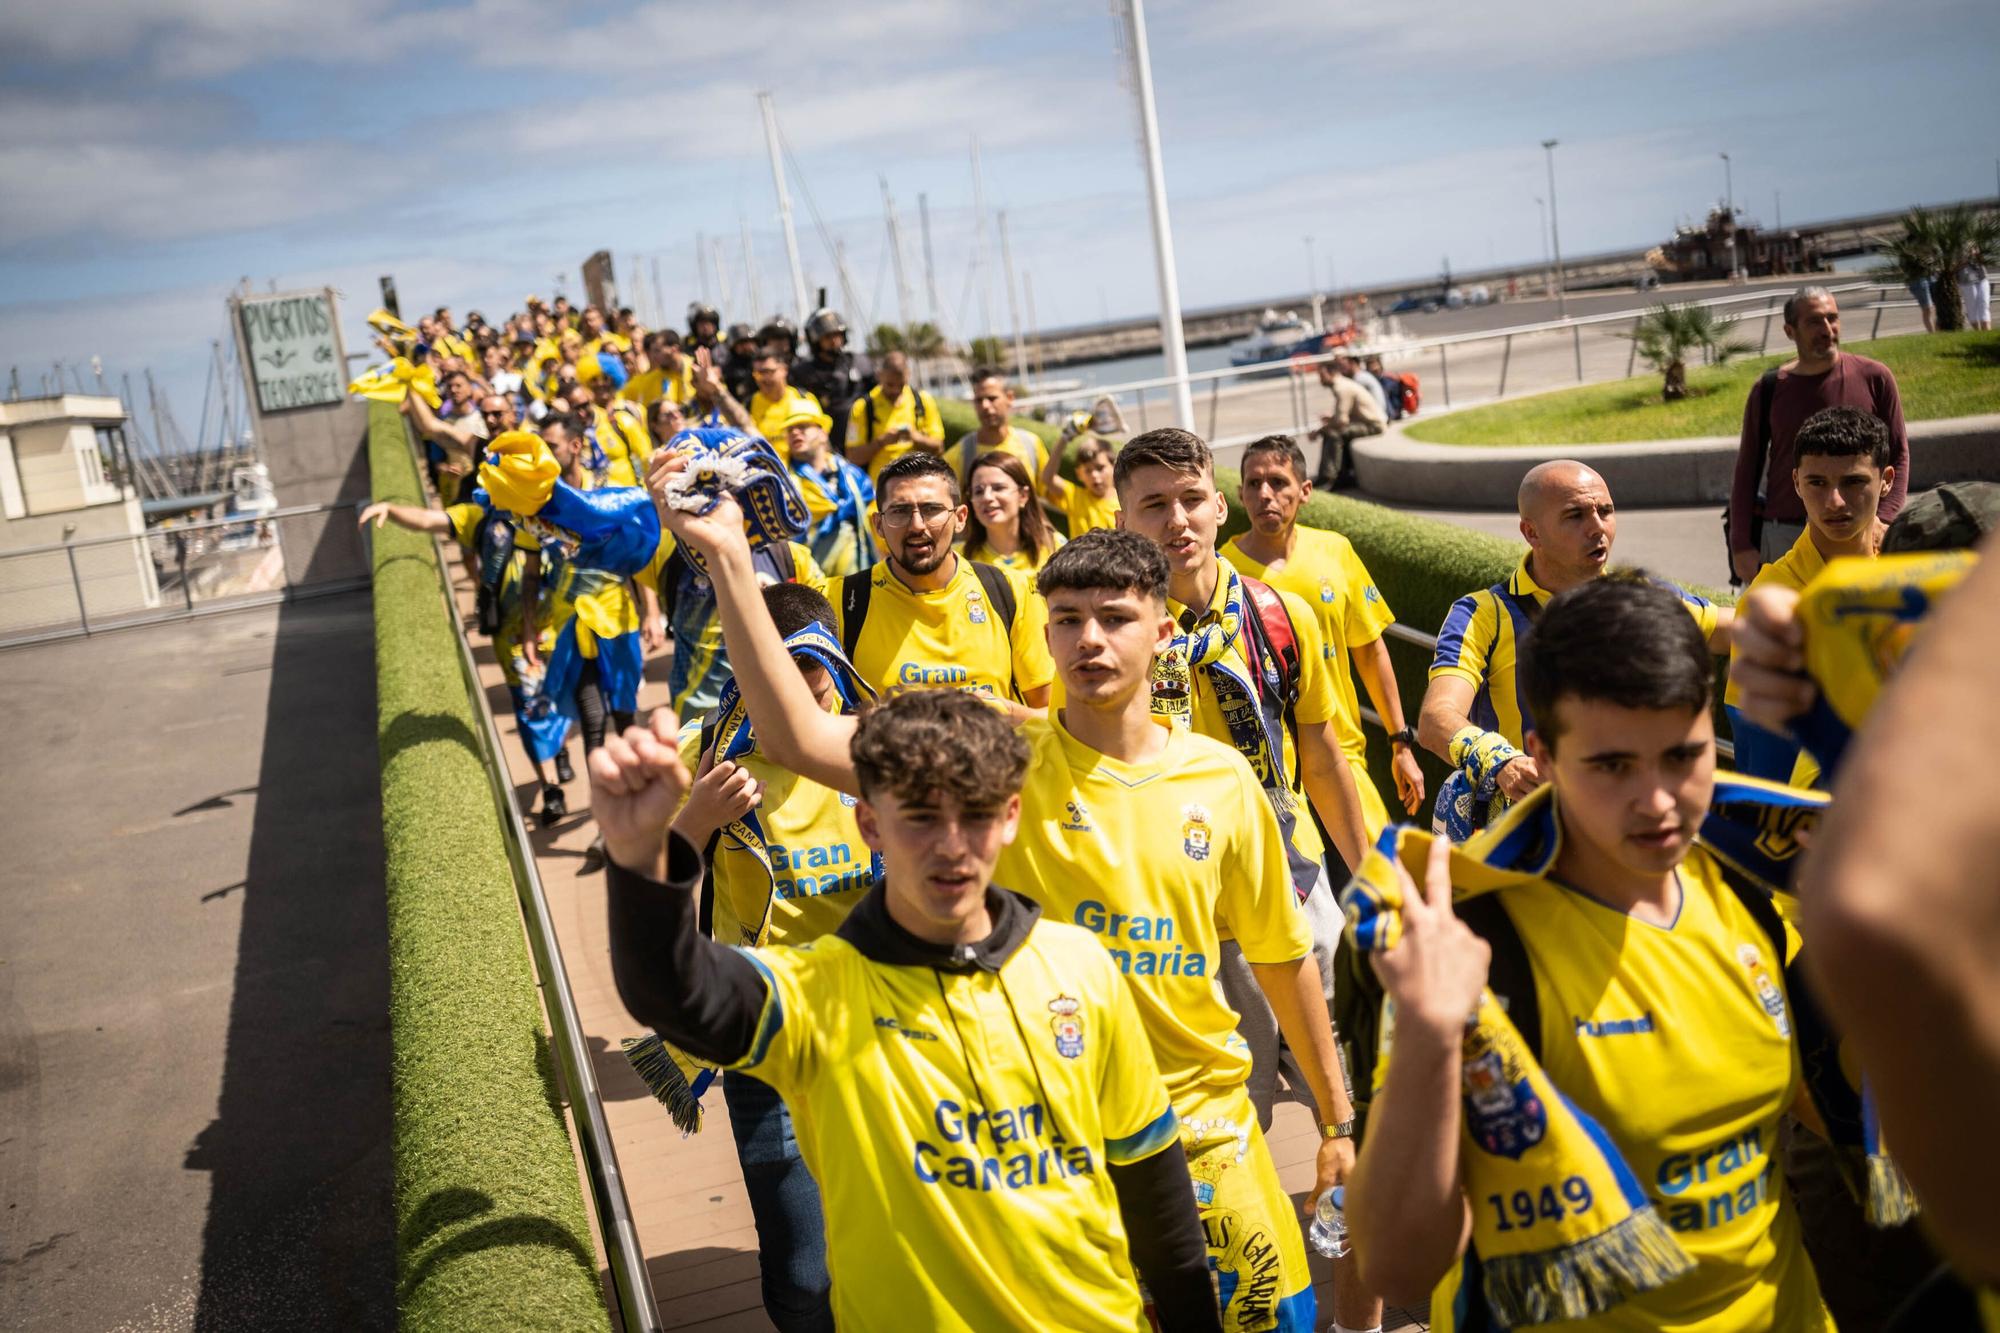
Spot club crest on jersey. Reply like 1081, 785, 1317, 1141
1318, 578, 1335, 604
1461, 1027, 1547, 1160
1738, 943, 1791, 1037
1048, 995, 1084, 1059
838, 791, 858, 807
1180, 803, 1212, 861
965, 585, 988, 625
1061, 800, 1092, 832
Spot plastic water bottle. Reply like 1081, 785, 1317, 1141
512, 650, 554, 720
1307, 1185, 1349, 1259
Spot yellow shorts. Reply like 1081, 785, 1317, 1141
1181, 1098, 1316, 1333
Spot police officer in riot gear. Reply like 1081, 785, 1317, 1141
686, 301, 722, 354
722, 321, 762, 403
791, 307, 873, 452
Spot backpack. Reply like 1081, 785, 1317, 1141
656, 540, 797, 621
1389, 372, 1421, 416
860, 386, 933, 444
1334, 855, 1790, 1136
1722, 368, 1781, 586
839, 561, 1020, 695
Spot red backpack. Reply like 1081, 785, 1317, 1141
1390, 372, 1420, 416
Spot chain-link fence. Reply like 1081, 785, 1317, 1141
0, 501, 371, 646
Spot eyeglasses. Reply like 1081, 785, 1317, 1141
879, 503, 954, 528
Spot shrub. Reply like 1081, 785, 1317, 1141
367, 402, 610, 1332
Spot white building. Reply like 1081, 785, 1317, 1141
0, 394, 159, 634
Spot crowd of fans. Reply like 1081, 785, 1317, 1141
355, 286, 1997, 1333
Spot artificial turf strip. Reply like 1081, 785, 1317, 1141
1402, 329, 2000, 445
366, 402, 611, 1333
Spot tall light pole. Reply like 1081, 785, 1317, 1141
1541, 139, 1567, 319
1534, 195, 1551, 290
1720, 152, 1737, 279
1116, 0, 1195, 430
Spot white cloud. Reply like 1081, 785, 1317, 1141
0, 140, 423, 245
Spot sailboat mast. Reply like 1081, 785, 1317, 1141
758, 92, 811, 324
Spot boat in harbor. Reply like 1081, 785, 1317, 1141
1228, 309, 1320, 367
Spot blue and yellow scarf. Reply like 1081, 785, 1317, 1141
1153, 563, 1322, 899
1344, 776, 1910, 1326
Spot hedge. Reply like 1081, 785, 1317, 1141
368, 401, 611, 1332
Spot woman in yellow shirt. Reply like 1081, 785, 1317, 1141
961, 450, 1065, 574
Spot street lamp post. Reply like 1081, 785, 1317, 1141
1720, 152, 1738, 280
1534, 195, 1551, 293
1116, 0, 1195, 430
1541, 140, 1567, 319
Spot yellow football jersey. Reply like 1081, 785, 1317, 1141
963, 532, 1065, 575
847, 384, 943, 483
621, 360, 694, 409
1169, 558, 1340, 869
835, 556, 1055, 701
997, 715, 1311, 1122
749, 385, 823, 459
1435, 846, 1832, 1332
952, 426, 1051, 495
1725, 528, 1831, 709
675, 728, 871, 949
1056, 482, 1121, 537
1225, 527, 1397, 835
734, 918, 1180, 1333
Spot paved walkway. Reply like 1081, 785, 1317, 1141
0, 595, 394, 1332
441, 562, 1429, 1330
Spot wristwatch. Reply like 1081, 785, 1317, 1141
1319, 1118, 1356, 1140
1387, 726, 1417, 750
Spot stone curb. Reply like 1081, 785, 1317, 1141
1350, 413, 2000, 509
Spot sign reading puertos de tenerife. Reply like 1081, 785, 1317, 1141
235, 289, 346, 413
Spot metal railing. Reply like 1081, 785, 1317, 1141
0, 500, 373, 648
409, 435, 662, 1332
1015, 280, 1920, 457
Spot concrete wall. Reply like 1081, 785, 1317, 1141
1352, 413, 2000, 509
255, 398, 371, 510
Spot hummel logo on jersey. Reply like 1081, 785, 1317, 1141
1574, 1012, 1657, 1037
1061, 800, 1092, 832
875, 1016, 939, 1042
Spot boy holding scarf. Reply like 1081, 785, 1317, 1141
1347, 577, 1832, 1331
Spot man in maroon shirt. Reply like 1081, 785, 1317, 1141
1729, 287, 1910, 584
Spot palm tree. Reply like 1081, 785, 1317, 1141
1878, 206, 2000, 331
867, 324, 906, 357
967, 336, 1006, 369
1627, 303, 1755, 400
901, 322, 947, 359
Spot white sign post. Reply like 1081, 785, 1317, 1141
234, 289, 346, 414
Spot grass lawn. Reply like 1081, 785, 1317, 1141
1403, 329, 2000, 445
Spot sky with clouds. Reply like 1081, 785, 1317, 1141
1, 0, 1994, 445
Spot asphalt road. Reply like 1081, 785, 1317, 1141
0, 596, 393, 1332
1366, 273, 1821, 338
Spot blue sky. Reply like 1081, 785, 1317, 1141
1, 0, 1994, 446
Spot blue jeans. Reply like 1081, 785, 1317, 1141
722, 1070, 834, 1332
1726, 705, 1802, 783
